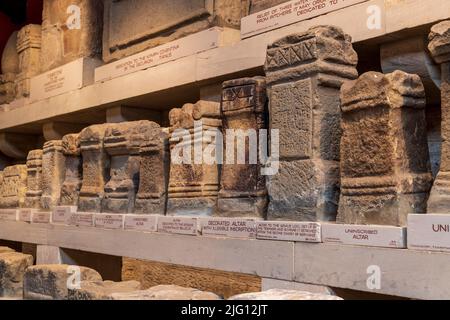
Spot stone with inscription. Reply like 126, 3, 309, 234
123, 214, 158, 232
23, 265, 102, 300
0, 209, 18, 222
31, 211, 51, 224
337, 71, 432, 226
218, 77, 268, 218
78, 124, 113, 212
201, 217, 258, 239
69, 212, 94, 227
0, 32, 19, 104
168, 101, 221, 216
0, 165, 27, 209
110, 285, 221, 300
408, 214, 450, 252
229, 289, 342, 300
134, 126, 169, 215
241, 0, 365, 38
427, 21, 450, 213
41, 140, 66, 210
264, 26, 358, 221
60, 134, 82, 207
322, 223, 406, 249
157, 216, 199, 236
15, 25, 41, 99
102, 121, 160, 214
102, 0, 242, 62
52, 206, 77, 225
68, 280, 141, 300
256, 221, 321, 242
19, 208, 38, 222
0, 252, 34, 298
94, 214, 124, 230
24, 150, 43, 209
40, 0, 103, 72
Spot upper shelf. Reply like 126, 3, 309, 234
0, 0, 448, 134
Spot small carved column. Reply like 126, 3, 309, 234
218, 77, 268, 218
41, 141, 66, 210
16, 25, 41, 99
60, 134, 82, 206
264, 26, 358, 221
24, 150, 43, 209
78, 124, 112, 212
337, 71, 433, 226
0, 165, 27, 208
427, 21, 450, 213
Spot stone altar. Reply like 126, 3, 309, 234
0, 32, 19, 104
60, 134, 82, 207
0, 165, 27, 209
24, 150, 43, 209
16, 25, 41, 99
41, 140, 66, 210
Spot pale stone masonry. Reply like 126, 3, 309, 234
134, 126, 169, 215
102, 120, 161, 214
41, 140, 66, 210
24, 150, 43, 209
15, 25, 41, 99
427, 21, 450, 213
218, 77, 268, 218
0, 32, 19, 104
78, 124, 113, 212
60, 134, 82, 206
40, 0, 104, 72
337, 71, 432, 226
0, 165, 27, 208
167, 101, 221, 216
264, 25, 358, 221
0, 251, 34, 298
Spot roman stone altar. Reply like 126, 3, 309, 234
218, 77, 268, 218
337, 71, 432, 226
0, 165, 27, 208
24, 150, 43, 209
0, 32, 19, 104
41, 140, 66, 210
16, 25, 41, 99
264, 25, 358, 221
60, 134, 82, 207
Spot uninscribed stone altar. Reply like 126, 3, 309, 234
264, 25, 358, 221
218, 77, 268, 218
134, 126, 169, 215
427, 21, 450, 213
78, 124, 112, 212
168, 101, 221, 216
24, 150, 43, 209
41, 140, 66, 210
60, 134, 82, 206
337, 71, 432, 226
102, 121, 161, 214
102, 0, 243, 62
40, 0, 103, 72
0, 165, 27, 208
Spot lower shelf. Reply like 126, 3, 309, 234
0, 220, 448, 300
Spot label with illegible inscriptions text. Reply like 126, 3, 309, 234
201, 218, 258, 239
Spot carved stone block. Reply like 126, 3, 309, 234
41, 140, 66, 210
168, 100, 221, 216
264, 25, 358, 221
24, 150, 43, 209
0, 252, 34, 298
16, 25, 41, 99
0, 165, 27, 208
102, 0, 243, 62
40, 0, 103, 72
337, 71, 433, 226
60, 134, 82, 206
0, 32, 19, 104
218, 77, 268, 218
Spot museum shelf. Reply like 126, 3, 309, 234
0, 0, 448, 134
0, 219, 448, 300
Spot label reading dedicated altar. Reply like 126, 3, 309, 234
201, 218, 258, 239
95, 28, 221, 82
30, 59, 84, 101
31, 211, 51, 224
157, 216, 199, 236
321, 223, 406, 248
257, 221, 321, 242
124, 215, 158, 232
52, 206, 77, 225
0, 209, 18, 221
241, 0, 367, 38
94, 214, 124, 230
19, 209, 37, 222
408, 214, 450, 252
